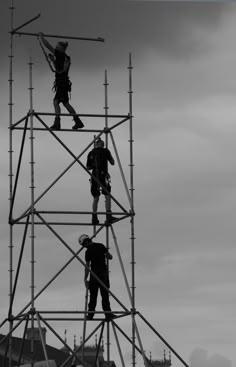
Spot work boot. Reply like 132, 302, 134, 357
50, 116, 61, 130
106, 213, 118, 225
105, 312, 115, 321
92, 214, 99, 225
86, 313, 94, 320
72, 116, 84, 129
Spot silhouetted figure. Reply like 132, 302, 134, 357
86, 138, 117, 225
39, 33, 84, 130
79, 234, 114, 320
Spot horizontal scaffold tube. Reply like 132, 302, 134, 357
14, 31, 105, 42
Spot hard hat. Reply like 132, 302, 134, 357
78, 234, 90, 246
95, 138, 104, 148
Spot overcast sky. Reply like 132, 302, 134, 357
0, 1, 236, 367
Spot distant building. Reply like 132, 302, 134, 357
20, 362, 57, 367
148, 350, 172, 367
0, 329, 116, 367
71, 343, 116, 367
149, 359, 171, 367
0, 329, 170, 367
0, 330, 71, 366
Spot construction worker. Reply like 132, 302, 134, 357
86, 138, 116, 225
79, 234, 114, 320
38, 32, 84, 130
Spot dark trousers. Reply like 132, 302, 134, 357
91, 172, 111, 197
88, 272, 111, 316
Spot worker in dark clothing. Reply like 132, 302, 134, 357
86, 138, 116, 225
38, 33, 84, 130
79, 234, 114, 320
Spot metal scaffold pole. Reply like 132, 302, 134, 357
128, 53, 136, 367
104, 69, 111, 363
28, 52, 36, 364
8, 1, 15, 365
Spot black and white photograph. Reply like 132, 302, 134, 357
0, 1, 235, 367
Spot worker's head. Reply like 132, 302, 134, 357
78, 234, 90, 247
95, 138, 104, 148
56, 41, 68, 52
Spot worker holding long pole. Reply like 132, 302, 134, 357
38, 32, 84, 131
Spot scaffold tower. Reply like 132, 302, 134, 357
1, 1, 190, 367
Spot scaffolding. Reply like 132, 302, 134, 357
1, 1, 190, 367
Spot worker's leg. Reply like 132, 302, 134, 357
100, 177, 115, 224
63, 101, 84, 129
105, 194, 111, 212
54, 98, 61, 115
104, 182, 117, 224
91, 178, 100, 225
50, 98, 61, 130
100, 287, 111, 312
99, 273, 113, 319
92, 196, 99, 213
92, 196, 99, 225
87, 279, 99, 319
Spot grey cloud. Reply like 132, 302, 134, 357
71, 1, 231, 67
190, 348, 232, 367
1, 1, 231, 71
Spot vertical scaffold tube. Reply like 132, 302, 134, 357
8, 0, 15, 365
28, 53, 36, 363
104, 70, 109, 144
104, 69, 111, 362
128, 53, 136, 367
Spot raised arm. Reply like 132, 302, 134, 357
38, 32, 55, 53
